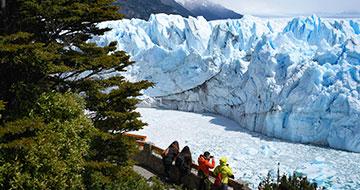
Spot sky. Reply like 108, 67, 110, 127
211, 0, 360, 16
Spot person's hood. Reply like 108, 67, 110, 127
220, 157, 228, 166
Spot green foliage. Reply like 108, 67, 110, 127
1, 0, 122, 43
0, 101, 4, 111
0, 93, 94, 189
89, 134, 139, 165
0, 32, 58, 119
0, 101, 4, 119
259, 171, 318, 190
1, 0, 153, 189
0, 0, 152, 123
83, 166, 178, 190
84, 165, 147, 190
149, 176, 183, 190
84, 78, 152, 133
30, 92, 86, 123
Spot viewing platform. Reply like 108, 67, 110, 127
125, 133, 251, 190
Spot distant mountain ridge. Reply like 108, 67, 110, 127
176, 0, 243, 20
114, 0, 242, 20
114, 0, 193, 20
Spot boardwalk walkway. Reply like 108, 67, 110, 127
133, 165, 156, 180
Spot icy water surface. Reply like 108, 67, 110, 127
133, 108, 360, 190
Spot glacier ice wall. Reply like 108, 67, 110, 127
90, 14, 360, 152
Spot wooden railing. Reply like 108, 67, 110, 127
124, 133, 147, 141
124, 133, 250, 190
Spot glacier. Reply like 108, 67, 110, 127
90, 14, 360, 153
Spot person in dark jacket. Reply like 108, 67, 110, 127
161, 141, 179, 181
175, 146, 192, 184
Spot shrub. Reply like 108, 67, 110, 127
258, 164, 318, 190
0, 93, 94, 189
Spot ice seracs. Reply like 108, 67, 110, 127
90, 14, 360, 153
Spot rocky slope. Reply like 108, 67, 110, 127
176, 0, 242, 20
114, 0, 193, 20
115, 0, 242, 20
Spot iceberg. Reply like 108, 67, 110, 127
90, 14, 360, 152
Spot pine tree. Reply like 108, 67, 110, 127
0, 0, 153, 188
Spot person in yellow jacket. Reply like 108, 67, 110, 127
213, 157, 234, 190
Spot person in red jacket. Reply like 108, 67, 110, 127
197, 151, 215, 190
